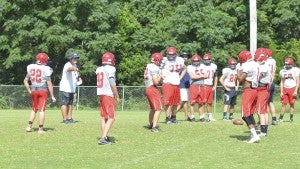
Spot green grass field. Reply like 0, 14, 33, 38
0, 106, 300, 169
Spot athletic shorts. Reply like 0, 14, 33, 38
256, 87, 270, 114
31, 90, 48, 112
281, 87, 297, 105
99, 95, 116, 119
180, 88, 189, 102
268, 82, 275, 103
189, 85, 203, 105
59, 91, 74, 106
162, 83, 180, 106
241, 88, 257, 118
145, 86, 162, 111
200, 86, 214, 104
224, 88, 237, 105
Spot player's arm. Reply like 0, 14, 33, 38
219, 74, 229, 91
46, 80, 56, 102
179, 65, 187, 80
237, 70, 246, 83
294, 75, 299, 96
212, 73, 218, 91
23, 76, 31, 94
235, 79, 240, 91
280, 77, 284, 97
152, 73, 162, 86
109, 77, 120, 104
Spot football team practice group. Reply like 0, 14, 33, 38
23, 46, 299, 145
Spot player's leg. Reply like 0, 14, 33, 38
289, 103, 294, 122
279, 104, 286, 122
66, 93, 74, 123
229, 105, 235, 120
222, 104, 229, 120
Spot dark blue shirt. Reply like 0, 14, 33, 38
179, 71, 190, 88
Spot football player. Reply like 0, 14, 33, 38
187, 54, 207, 121
219, 58, 239, 120
278, 58, 299, 122
161, 47, 187, 124
264, 48, 278, 125
255, 49, 271, 137
96, 52, 120, 145
237, 50, 260, 143
24, 53, 56, 134
199, 54, 218, 122
144, 52, 163, 132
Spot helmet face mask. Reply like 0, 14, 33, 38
284, 58, 294, 70
228, 58, 237, 69
191, 54, 201, 66
166, 47, 177, 61
203, 54, 212, 65
167, 54, 176, 61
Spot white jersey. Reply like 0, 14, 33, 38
258, 63, 271, 85
26, 63, 53, 89
199, 63, 217, 86
96, 65, 116, 96
187, 64, 204, 85
241, 60, 259, 88
59, 62, 78, 93
161, 56, 185, 85
265, 57, 276, 82
280, 67, 299, 88
221, 67, 237, 87
144, 63, 161, 88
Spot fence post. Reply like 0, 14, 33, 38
121, 86, 125, 111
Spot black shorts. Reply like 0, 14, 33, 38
224, 89, 237, 105
59, 91, 74, 106
268, 82, 275, 103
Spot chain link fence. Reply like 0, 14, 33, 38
0, 85, 281, 112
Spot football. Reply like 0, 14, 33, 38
232, 119, 244, 125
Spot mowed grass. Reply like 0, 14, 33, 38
0, 104, 300, 169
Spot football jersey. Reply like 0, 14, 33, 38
59, 62, 78, 93
187, 64, 204, 85
280, 67, 299, 88
26, 63, 53, 89
199, 63, 217, 86
144, 63, 161, 88
161, 56, 185, 85
96, 65, 116, 96
221, 67, 237, 87
241, 60, 259, 88
265, 57, 276, 81
258, 63, 271, 84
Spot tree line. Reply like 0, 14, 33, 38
0, 0, 299, 86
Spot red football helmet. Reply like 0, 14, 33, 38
238, 50, 252, 63
102, 52, 115, 65
36, 53, 49, 64
285, 57, 294, 65
228, 58, 237, 65
166, 47, 177, 55
254, 48, 267, 63
191, 54, 201, 66
151, 52, 163, 65
264, 48, 273, 58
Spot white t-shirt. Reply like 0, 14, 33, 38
258, 63, 271, 85
187, 64, 204, 85
200, 63, 217, 86
280, 67, 299, 88
96, 65, 116, 97
59, 62, 78, 93
26, 63, 53, 89
241, 60, 259, 88
221, 67, 237, 87
161, 56, 185, 85
265, 57, 276, 82
144, 63, 161, 88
